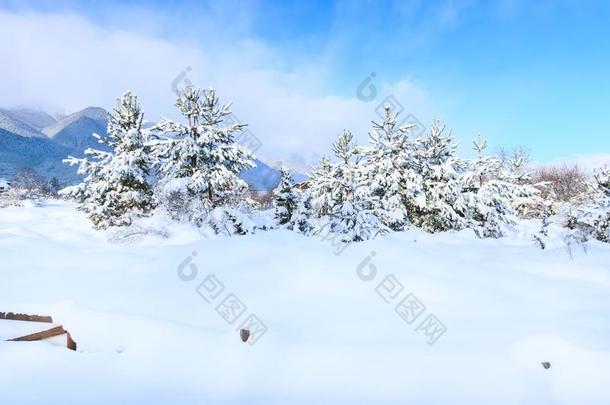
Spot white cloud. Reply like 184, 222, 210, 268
0, 9, 434, 165
536, 153, 610, 173
0, 10, 203, 114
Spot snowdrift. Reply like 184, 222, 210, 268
1, 202, 609, 404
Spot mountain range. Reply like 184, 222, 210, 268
0, 107, 303, 190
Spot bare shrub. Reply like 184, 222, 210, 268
12, 167, 49, 197
533, 164, 589, 203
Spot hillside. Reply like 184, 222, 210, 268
0, 128, 76, 181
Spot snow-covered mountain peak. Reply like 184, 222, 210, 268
3, 108, 57, 130
0, 109, 46, 138
42, 107, 108, 138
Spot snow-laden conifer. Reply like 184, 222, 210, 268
62, 91, 154, 229
567, 167, 610, 242
272, 166, 299, 226
153, 85, 255, 225
313, 130, 386, 242
362, 107, 424, 230
411, 120, 470, 232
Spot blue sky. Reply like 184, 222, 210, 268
1, 0, 609, 165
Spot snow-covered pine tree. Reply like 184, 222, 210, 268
362, 107, 425, 231
309, 155, 334, 217
272, 166, 299, 226
533, 207, 551, 249
153, 85, 255, 225
497, 150, 548, 218
462, 136, 548, 238
289, 190, 314, 234
567, 167, 610, 242
472, 134, 490, 188
106, 92, 155, 214
411, 120, 470, 233
62, 146, 111, 219
62, 91, 154, 229
322, 130, 385, 242
468, 180, 516, 238
597, 167, 610, 197
463, 136, 516, 237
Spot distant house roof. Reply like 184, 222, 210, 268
295, 180, 310, 190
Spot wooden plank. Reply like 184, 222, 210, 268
9, 325, 66, 342
67, 332, 77, 351
2, 312, 78, 351
0, 312, 53, 323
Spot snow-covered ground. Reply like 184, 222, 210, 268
1, 201, 609, 404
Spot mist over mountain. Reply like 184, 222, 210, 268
1, 108, 57, 130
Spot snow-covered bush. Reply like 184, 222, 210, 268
0, 168, 52, 207
0, 188, 27, 207
62, 91, 155, 229
108, 224, 170, 244
204, 206, 258, 236
156, 179, 261, 236
155, 178, 195, 222
153, 85, 255, 225
10, 168, 51, 199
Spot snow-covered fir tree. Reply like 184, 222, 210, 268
62, 146, 112, 225
463, 139, 515, 238
533, 207, 551, 249
289, 190, 314, 234
107, 91, 155, 214
153, 85, 255, 225
498, 150, 549, 218
567, 167, 610, 242
410, 120, 471, 233
362, 107, 425, 231
309, 155, 334, 217
466, 182, 516, 237
463, 135, 547, 237
272, 166, 299, 226
62, 91, 154, 229
472, 134, 490, 188
315, 130, 386, 242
